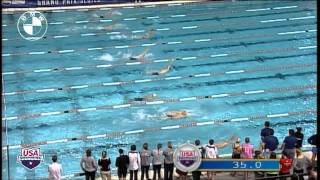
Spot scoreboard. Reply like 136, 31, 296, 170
198, 159, 280, 171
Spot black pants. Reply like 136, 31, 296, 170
141, 165, 150, 180
85, 171, 96, 180
279, 172, 290, 180
153, 164, 161, 180
192, 171, 201, 180
164, 163, 174, 180
293, 169, 304, 180
130, 170, 138, 180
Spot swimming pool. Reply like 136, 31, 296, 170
2, 0, 317, 179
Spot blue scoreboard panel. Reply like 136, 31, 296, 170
198, 159, 280, 171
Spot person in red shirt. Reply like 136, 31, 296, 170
279, 151, 293, 180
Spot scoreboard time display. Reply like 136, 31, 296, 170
198, 159, 280, 171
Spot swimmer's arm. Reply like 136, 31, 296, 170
141, 48, 149, 56
165, 59, 175, 70
216, 141, 229, 149
216, 136, 237, 148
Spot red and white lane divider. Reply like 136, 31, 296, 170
2, 43, 317, 76
2, 63, 316, 96
1, 4, 301, 27
2, 84, 316, 121
2, 109, 316, 150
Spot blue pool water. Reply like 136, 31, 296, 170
2, 0, 317, 179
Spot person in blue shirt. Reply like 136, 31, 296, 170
281, 129, 297, 159
260, 121, 273, 140
262, 129, 279, 158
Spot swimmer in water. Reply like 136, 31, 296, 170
129, 48, 149, 61
104, 24, 114, 30
165, 110, 188, 119
127, 93, 157, 102
142, 29, 155, 39
146, 59, 175, 75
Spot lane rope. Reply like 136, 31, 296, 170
2, 43, 317, 76
2, 63, 316, 96
2, 84, 317, 121
2, 109, 316, 150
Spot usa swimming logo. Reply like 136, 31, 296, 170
17, 11, 48, 41
17, 148, 44, 170
173, 144, 202, 172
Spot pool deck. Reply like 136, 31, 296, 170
80, 151, 316, 180
2, 0, 206, 12
104, 171, 250, 180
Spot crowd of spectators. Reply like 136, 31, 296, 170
47, 121, 317, 180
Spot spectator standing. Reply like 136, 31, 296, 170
292, 148, 312, 180
80, 149, 98, 180
140, 143, 152, 180
152, 143, 163, 180
205, 139, 218, 180
116, 149, 129, 180
279, 151, 293, 180
307, 134, 317, 168
262, 129, 279, 158
241, 137, 254, 180
260, 121, 273, 140
205, 137, 231, 179
98, 151, 111, 180
294, 127, 304, 148
192, 139, 205, 180
48, 154, 62, 180
128, 145, 140, 180
281, 129, 298, 159
163, 141, 174, 180
230, 137, 241, 176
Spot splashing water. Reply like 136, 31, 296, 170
96, 53, 114, 61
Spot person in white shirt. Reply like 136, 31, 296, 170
128, 144, 141, 180
205, 139, 230, 180
48, 154, 62, 180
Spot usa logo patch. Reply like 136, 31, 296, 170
17, 148, 44, 170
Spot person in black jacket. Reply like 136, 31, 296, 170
116, 149, 129, 180
294, 127, 304, 148
307, 134, 317, 168
98, 151, 111, 180
192, 139, 205, 180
